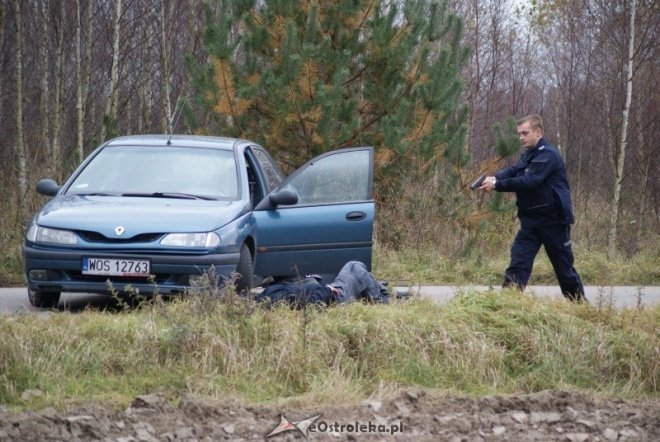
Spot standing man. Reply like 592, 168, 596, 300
479, 114, 586, 302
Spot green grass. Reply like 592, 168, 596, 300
1, 289, 657, 410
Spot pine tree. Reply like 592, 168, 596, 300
486, 118, 519, 216
188, 0, 469, 181
459, 118, 519, 256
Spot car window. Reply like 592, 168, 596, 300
250, 147, 284, 191
67, 146, 238, 199
281, 149, 371, 205
244, 153, 264, 208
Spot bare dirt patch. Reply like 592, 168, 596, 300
1, 390, 657, 441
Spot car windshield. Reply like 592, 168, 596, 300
67, 145, 238, 200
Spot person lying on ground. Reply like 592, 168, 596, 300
255, 261, 403, 307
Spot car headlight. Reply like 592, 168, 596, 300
26, 225, 78, 245
160, 232, 221, 247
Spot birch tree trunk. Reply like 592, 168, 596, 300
52, 5, 66, 179
607, 0, 637, 259
13, 0, 27, 218
141, 5, 156, 133
39, 1, 51, 174
101, 0, 122, 141
82, 1, 94, 143
75, 0, 84, 165
160, 1, 173, 132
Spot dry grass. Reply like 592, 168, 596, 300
372, 242, 660, 286
1, 289, 657, 410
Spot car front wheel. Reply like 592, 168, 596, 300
235, 244, 253, 295
28, 289, 61, 309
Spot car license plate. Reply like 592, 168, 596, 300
82, 257, 151, 277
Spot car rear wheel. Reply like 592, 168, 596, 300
235, 244, 253, 295
28, 289, 61, 309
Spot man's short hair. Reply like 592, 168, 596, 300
516, 114, 544, 133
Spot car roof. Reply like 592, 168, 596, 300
104, 135, 249, 151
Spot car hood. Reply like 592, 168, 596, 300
34, 195, 247, 238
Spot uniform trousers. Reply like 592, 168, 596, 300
503, 223, 585, 302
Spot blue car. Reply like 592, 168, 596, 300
23, 135, 375, 307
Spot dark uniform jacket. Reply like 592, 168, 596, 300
494, 138, 574, 227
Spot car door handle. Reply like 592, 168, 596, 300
345, 211, 367, 221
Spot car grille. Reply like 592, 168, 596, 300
76, 230, 164, 243
65, 271, 176, 285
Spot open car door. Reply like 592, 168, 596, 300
253, 147, 374, 278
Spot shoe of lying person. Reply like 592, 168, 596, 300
394, 289, 411, 300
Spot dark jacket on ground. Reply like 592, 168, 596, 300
255, 261, 391, 308
495, 138, 574, 227
255, 275, 334, 308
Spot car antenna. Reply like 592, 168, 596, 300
166, 99, 184, 146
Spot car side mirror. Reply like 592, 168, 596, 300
36, 179, 61, 196
269, 188, 298, 206
255, 188, 299, 210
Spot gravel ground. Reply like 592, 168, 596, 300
1, 389, 658, 441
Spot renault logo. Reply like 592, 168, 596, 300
115, 226, 125, 236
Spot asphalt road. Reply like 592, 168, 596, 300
1, 285, 658, 313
